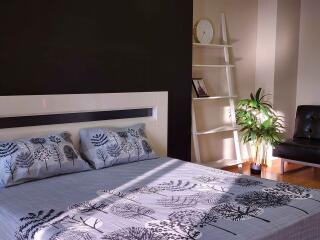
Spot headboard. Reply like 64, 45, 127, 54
0, 92, 168, 156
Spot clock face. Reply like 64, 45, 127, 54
195, 19, 214, 44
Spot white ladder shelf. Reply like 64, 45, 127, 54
192, 13, 242, 168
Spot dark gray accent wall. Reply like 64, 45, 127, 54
0, 1, 193, 160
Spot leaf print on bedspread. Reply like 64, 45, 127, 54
49, 229, 97, 240
141, 140, 152, 157
213, 202, 270, 222
121, 141, 134, 161
127, 128, 140, 138
56, 215, 104, 235
69, 200, 110, 215
16, 141, 34, 174
146, 220, 202, 240
157, 180, 198, 192
97, 189, 140, 203
91, 133, 109, 147
102, 227, 162, 240
63, 145, 78, 166
229, 177, 265, 187
132, 139, 142, 160
209, 168, 241, 177
169, 209, 237, 236
193, 175, 221, 184
106, 142, 122, 162
0, 142, 18, 158
60, 132, 73, 143
51, 144, 64, 168
96, 149, 109, 167
235, 191, 309, 214
34, 147, 51, 171
16, 209, 64, 240
110, 203, 156, 220
274, 183, 311, 198
30, 138, 46, 147
1, 142, 19, 180
14, 232, 25, 240
16, 152, 34, 174
202, 184, 235, 195
117, 131, 129, 140
264, 182, 320, 203
194, 175, 265, 188
196, 192, 233, 205
192, 176, 234, 195
4, 159, 17, 181
128, 186, 166, 196
48, 136, 62, 145
157, 195, 199, 209
138, 127, 147, 138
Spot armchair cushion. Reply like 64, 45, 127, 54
273, 138, 320, 164
294, 105, 320, 140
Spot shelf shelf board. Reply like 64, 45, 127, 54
192, 64, 235, 68
193, 43, 232, 48
193, 96, 237, 101
193, 125, 238, 136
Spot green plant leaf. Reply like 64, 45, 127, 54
250, 132, 257, 141
259, 94, 271, 101
262, 118, 272, 128
263, 102, 273, 108
260, 106, 269, 117
249, 100, 258, 108
236, 88, 285, 147
255, 88, 262, 101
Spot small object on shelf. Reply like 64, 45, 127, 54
192, 78, 209, 98
194, 19, 214, 44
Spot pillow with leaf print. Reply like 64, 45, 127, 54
0, 132, 91, 188
80, 123, 159, 169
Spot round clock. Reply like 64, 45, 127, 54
194, 19, 214, 44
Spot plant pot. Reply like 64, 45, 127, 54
250, 163, 262, 175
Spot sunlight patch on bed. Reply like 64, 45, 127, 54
99, 159, 182, 194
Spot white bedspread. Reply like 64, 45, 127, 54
1, 157, 320, 240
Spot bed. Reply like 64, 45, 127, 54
0, 92, 320, 240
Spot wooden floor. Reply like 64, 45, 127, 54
222, 159, 320, 189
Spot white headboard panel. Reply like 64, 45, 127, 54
0, 92, 168, 156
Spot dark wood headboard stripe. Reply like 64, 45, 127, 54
0, 108, 153, 129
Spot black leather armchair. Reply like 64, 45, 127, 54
273, 105, 320, 174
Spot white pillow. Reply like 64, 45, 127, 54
80, 123, 158, 169
0, 132, 91, 188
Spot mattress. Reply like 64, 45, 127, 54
1, 157, 320, 240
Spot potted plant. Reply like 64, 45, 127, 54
235, 88, 284, 174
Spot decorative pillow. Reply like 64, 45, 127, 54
80, 123, 158, 169
0, 132, 91, 188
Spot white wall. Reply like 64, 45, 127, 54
274, 0, 300, 136
296, 0, 320, 106
255, 0, 300, 136
255, 0, 277, 99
